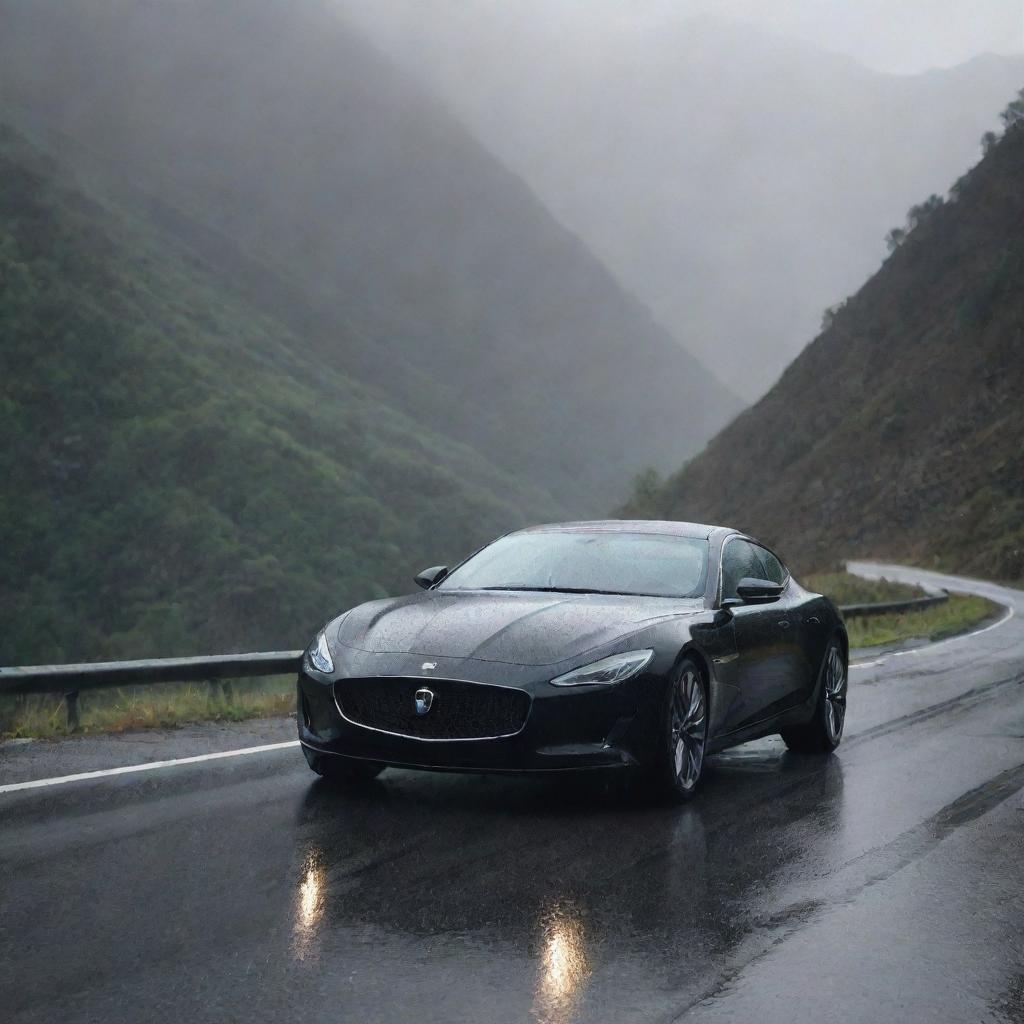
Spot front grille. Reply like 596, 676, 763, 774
335, 677, 531, 740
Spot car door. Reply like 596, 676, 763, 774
751, 543, 813, 710
718, 537, 799, 733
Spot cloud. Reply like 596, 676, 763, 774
346, 0, 1024, 74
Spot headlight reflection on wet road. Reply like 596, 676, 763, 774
533, 902, 590, 1024
293, 849, 326, 956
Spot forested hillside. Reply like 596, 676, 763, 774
624, 112, 1024, 581
0, 126, 564, 664
0, 0, 740, 512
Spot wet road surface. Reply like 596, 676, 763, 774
1, 563, 1023, 1023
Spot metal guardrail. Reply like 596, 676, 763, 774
837, 593, 948, 618
0, 651, 302, 730
0, 587, 949, 729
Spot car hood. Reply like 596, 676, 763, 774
334, 589, 701, 667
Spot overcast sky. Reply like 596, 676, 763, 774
352, 1, 1024, 75
668, 0, 1024, 73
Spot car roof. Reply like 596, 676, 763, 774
511, 519, 734, 540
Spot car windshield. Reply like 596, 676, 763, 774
438, 531, 708, 599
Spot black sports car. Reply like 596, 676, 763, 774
297, 520, 847, 798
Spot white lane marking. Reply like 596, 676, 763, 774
0, 740, 300, 795
850, 604, 1015, 671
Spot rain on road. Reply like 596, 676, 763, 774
2, 564, 1022, 1024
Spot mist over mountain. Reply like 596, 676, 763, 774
623, 119, 1024, 581
0, 0, 740, 516
345, 3, 1024, 399
0, 123, 573, 663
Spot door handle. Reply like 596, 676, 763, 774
778, 620, 791, 629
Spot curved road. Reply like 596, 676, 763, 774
2, 563, 1023, 1023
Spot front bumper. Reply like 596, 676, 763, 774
297, 662, 656, 773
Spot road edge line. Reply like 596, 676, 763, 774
0, 739, 301, 794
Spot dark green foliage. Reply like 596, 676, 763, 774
0, 127, 564, 664
0, 0, 746, 665
0, 0, 739, 513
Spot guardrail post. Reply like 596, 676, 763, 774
65, 691, 81, 732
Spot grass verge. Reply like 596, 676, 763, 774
842, 593, 1000, 650
0, 676, 295, 740
806, 571, 1002, 650
804, 571, 925, 605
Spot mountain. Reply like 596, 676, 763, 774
343, 3, 1024, 399
0, 123, 582, 664
0, 0, 741, 515
620, 120, 1024, 582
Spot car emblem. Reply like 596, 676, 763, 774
414, 688, 435, 716
421, 661, 437, 671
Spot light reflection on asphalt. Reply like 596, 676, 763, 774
294, 848, 326, 957
533, 901, 590, 1024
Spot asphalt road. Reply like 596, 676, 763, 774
2, 563, 1023, 1024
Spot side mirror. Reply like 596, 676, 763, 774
414, 565, 449, 590
735, 577, 784, 603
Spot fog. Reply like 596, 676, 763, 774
345, 0, 1024, 75
694, 0, 1024, 72
342, 0, 1024, 397
1, 0, 1022, 667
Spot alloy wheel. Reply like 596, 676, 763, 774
823, 643, 847, 743
670, 666, 707, 791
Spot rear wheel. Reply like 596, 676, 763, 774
781, 637, 847, 753
654, 657, 709, 800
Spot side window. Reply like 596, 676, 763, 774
755, 546, 787, 586
721, 539, 765, 600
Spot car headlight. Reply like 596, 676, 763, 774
550, 649, 654, 687
306, 629, 335, 674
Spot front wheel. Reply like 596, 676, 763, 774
781, 638, 847, 753
654, 657, 709, 800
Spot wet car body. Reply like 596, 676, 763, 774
297, 520, 846, 778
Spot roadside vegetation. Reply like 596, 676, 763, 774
806, 572, 1001, 651
803, 572, 924, 606
0, 677, 295, 741
842, 594, 999, 650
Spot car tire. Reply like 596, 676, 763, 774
309, 752, 386, 784
654, 656, 709, 800
780, 636, 847, 753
